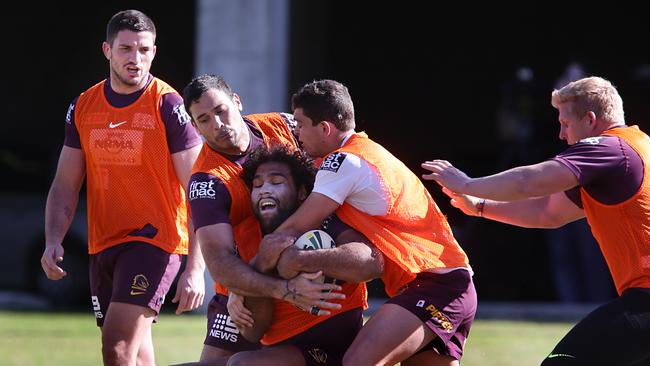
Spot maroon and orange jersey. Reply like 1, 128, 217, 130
74, 77, 196, 254
582, 125, 650, 294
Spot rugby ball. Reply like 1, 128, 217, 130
293, 229, 337, 284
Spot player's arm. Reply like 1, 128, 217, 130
278, 193, 340, 236
227, 291, 273, 343
198, 223, 345, 314
42, 146, 85, 280
165, 92, 206, 313
441, 188, 585, 228
422, 159, 579, 201
171, 144, 205, 313
276, 228, 384, 283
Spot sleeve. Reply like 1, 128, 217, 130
553, 135, 643, 205
312, 152, 365, 205
552, 136, 629, 186
563, 187, 583, 209
160, 93, 203, 154
187, 172, 232, 230
63, 97, 81, 149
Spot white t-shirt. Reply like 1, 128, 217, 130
312, 151, 389, 216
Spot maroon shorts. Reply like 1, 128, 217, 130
204, 294, 262, 352
89, 241, 181, 327
387, 269, 477, 361
276, 307, 363, 366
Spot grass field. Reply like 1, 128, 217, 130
0, 310, 573, 365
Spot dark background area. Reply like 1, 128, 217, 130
4, 2, 647, 303
0, 3, 196, 192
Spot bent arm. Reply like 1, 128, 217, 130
277, 228, 384, 283
198, 223, 341, 299
275, 193, 340, 236
199, 223, 345, 315
253, 193, 341, 272
45, 146, 85, 246
198, 223, 285, 298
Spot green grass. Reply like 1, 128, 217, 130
462, 320, 572, 365
0, 311, 572, 366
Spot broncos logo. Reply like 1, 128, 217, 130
130, 274, 150, 295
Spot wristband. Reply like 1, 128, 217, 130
476, 199, 486, 217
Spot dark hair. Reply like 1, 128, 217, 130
242, 145, 317, 195
182, 74, 234, 121
291, 79, 355, 131
106, 9, 156, 46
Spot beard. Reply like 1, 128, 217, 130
111, 62, 145, 88
257, 197, 300, 235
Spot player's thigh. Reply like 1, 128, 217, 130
343, 303, 435, 366
102, 301, 156, 346
227, 345, 305, 366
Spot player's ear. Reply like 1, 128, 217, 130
297, 185, 308, 202
102, 41, 111, 60
233, 93, 243, 111
586, 111, 597, 128
320, 120, 332, 135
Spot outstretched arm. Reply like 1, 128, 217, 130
440, 187, 585, 228
421, 159, 579, 201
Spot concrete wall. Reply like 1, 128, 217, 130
196, 0, 290, 114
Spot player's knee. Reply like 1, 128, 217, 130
135, 348, 155, 366
200, 345, 234, 361
102, 330, 135, 364
102, 339, 131, 365
226, 351, 255, 366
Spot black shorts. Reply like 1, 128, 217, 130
387, 269, 477, 360
89, 241, 181, 327
276, 307, 363, 366
541, 288, 650, 366
204, 294, 261, 352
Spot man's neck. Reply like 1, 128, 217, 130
339, 130, 355, 147
234, 123, 251, 155
108, 74, 150, 95
599, 122, 627, 134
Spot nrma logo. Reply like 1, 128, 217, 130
94, 132, 135, 154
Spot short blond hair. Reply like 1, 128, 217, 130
551, 76, 625, 124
